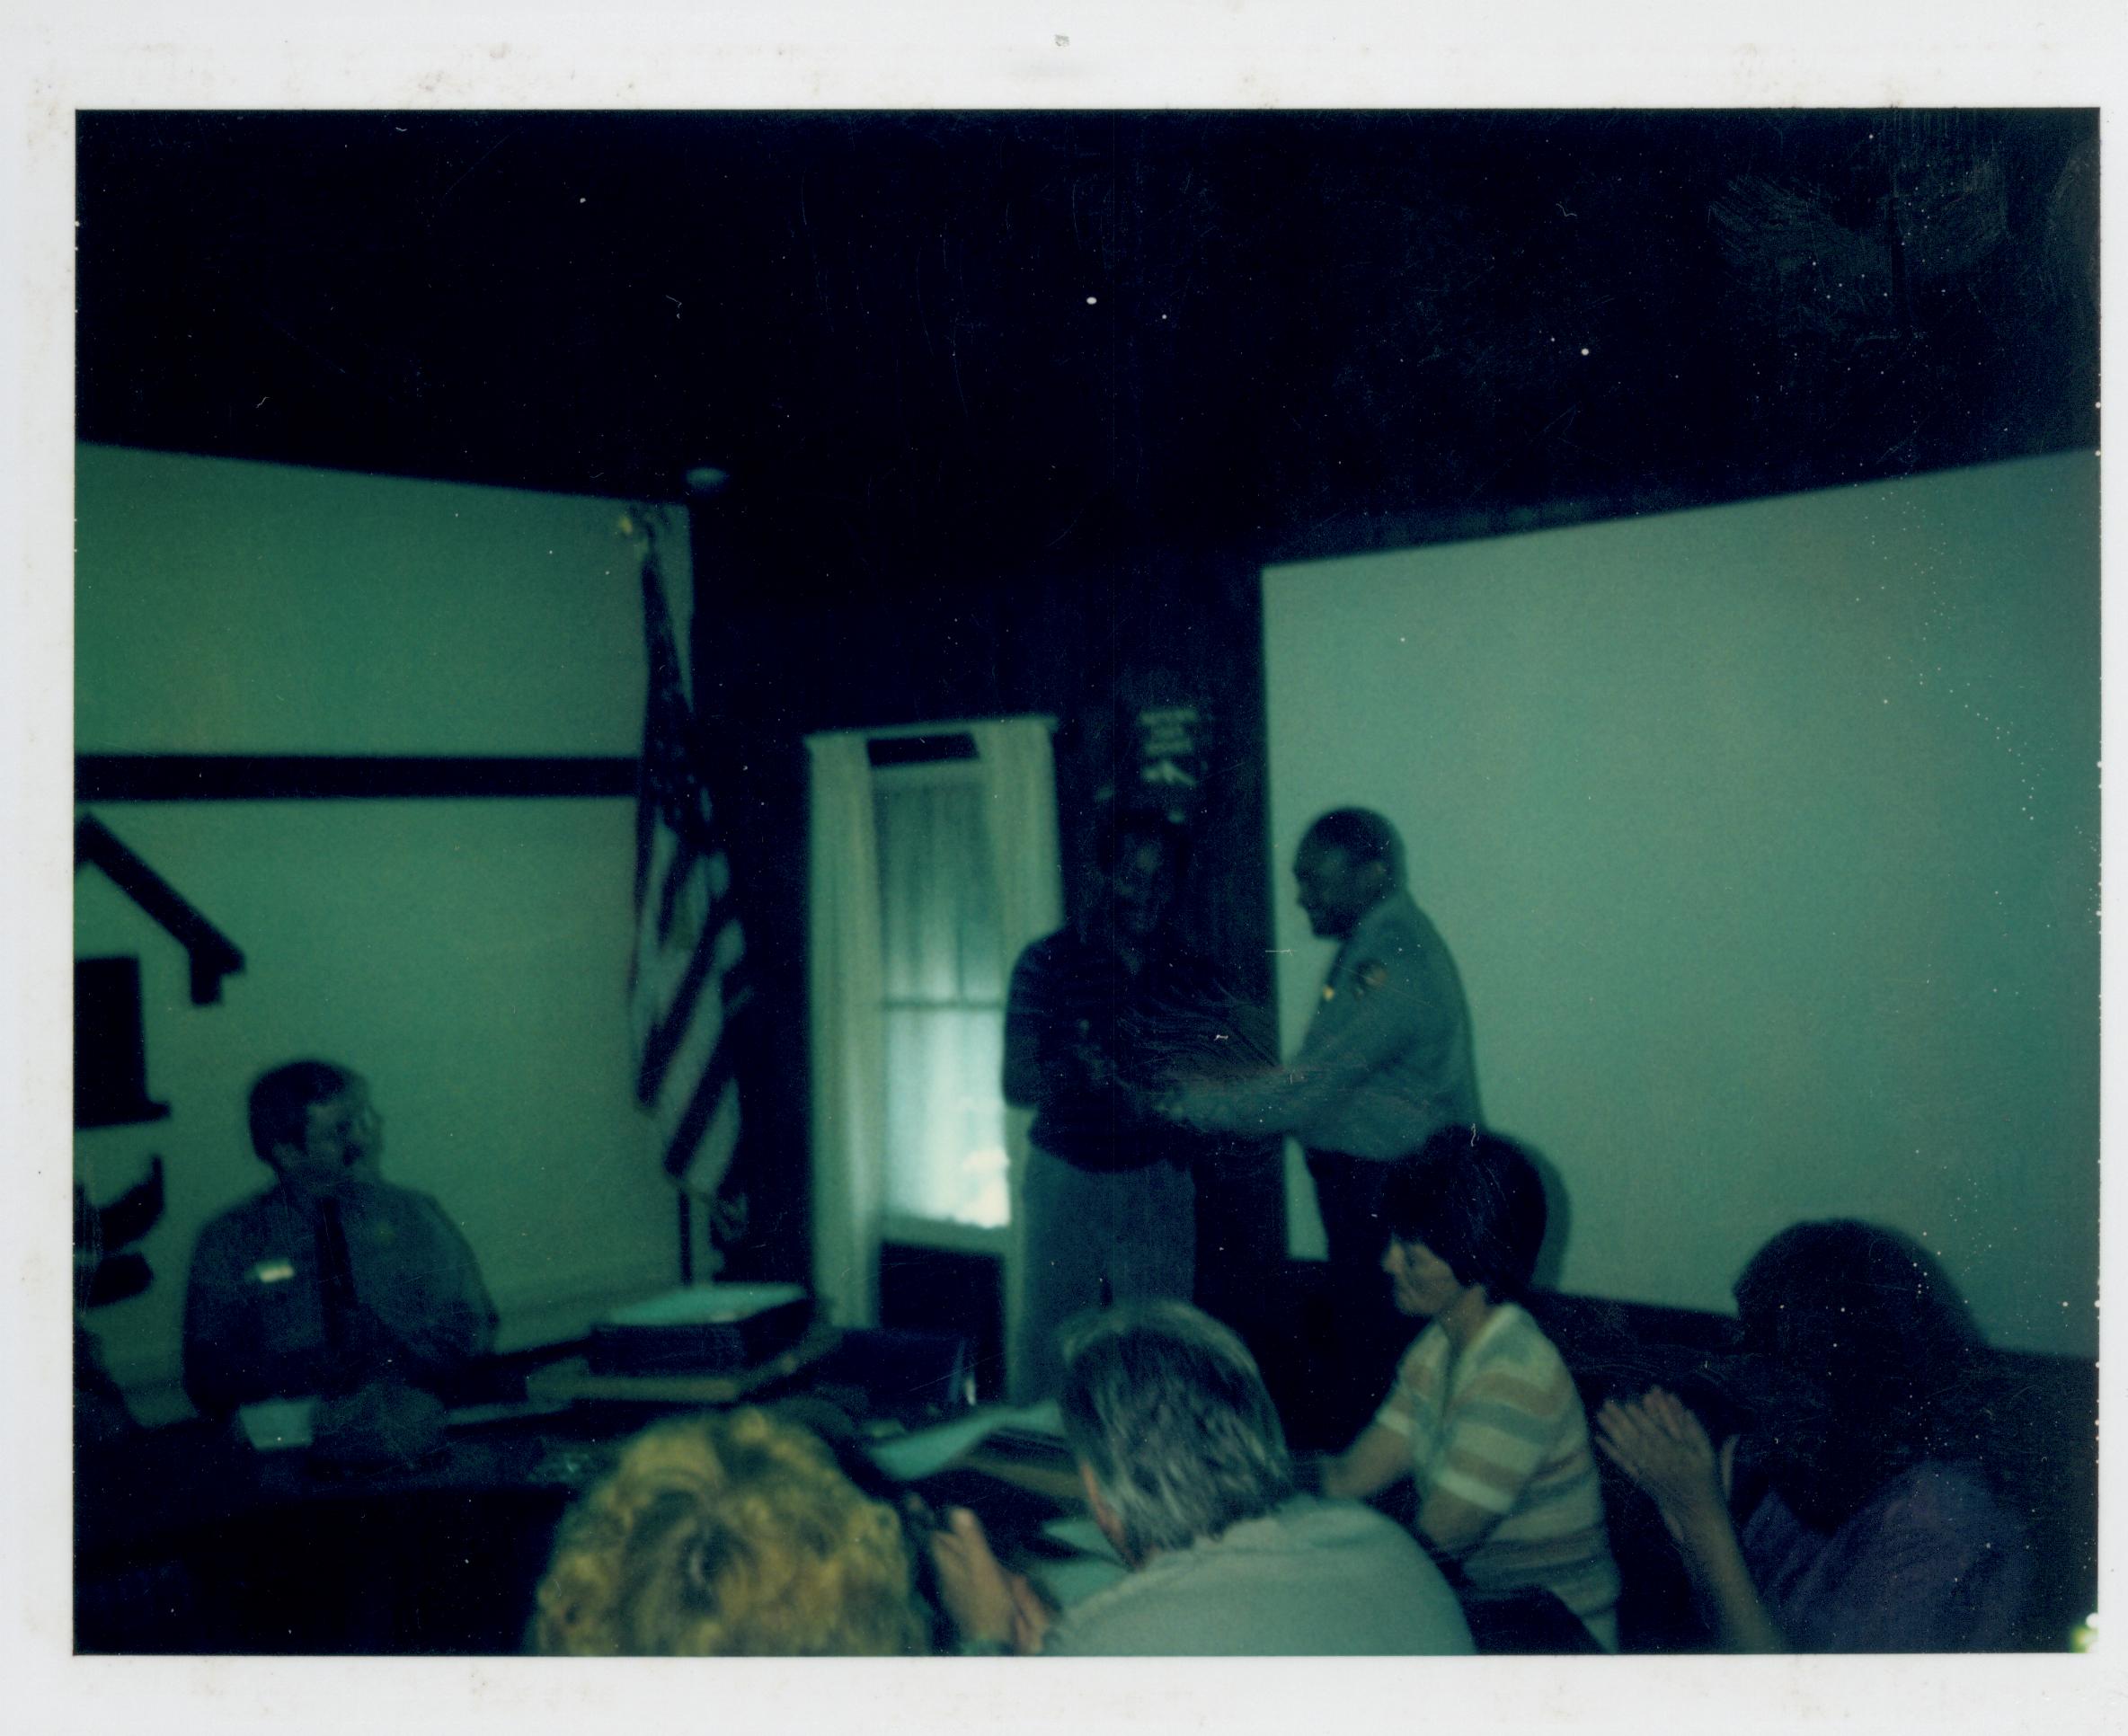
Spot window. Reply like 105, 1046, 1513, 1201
873, 762, 1010, 1230
806, 717, 1061, 1347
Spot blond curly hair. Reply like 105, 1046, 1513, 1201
530, 1407, 926, 1656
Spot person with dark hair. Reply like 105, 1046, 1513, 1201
929, 1301, 1473, 1655
1003, 813, 1238, 1400
531, 1407, 927, 1656
1321, 1128, 1619, 1650
1162, 806, 1480, 1419
1595, 1220, 2029, 1652
182, 1060, 496, 1419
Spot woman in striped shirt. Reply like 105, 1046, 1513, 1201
1320, 1128, 1620, 1650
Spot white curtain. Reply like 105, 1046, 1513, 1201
806, 732, 887, 1330
805, 718, 1060, 1354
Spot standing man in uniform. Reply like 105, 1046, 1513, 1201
1004, 816, 1233, 1401
1162, 808, 1480, 1425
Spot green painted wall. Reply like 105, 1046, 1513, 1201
1264, 453, 2098, 1357
75, 444, 689, 1421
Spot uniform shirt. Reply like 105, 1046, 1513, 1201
1375, 1303, 1620, 1650
1175, 890, 1479, 1159
1042, 1494, 1475, 1656
1004, 926, 1237, 1172
182, 1176, 497, 1415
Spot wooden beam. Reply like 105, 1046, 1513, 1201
76, 754, 638, 802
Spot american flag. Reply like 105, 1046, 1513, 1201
629, 535, 749, 1202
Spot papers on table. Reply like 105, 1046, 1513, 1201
597, 1282, 808, 1327
235, 1397, 317, 1451
861, 1399, 1065, 1483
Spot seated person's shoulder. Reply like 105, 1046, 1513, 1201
1264, 1498, 1476, 1651
1475, 1304, 1566, 1367
1292, 1491, 1425, 1552
1462, 1313, 1581, 1410
338, 1175, 457, 1226
344, 1174, 430, 1209
189, 1184, 281, 1256
1233, 1496, 1442, 1586
1862, 1460, 2020, 1552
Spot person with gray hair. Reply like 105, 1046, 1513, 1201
929, 1302, 1472, 1655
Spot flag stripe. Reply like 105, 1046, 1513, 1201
639, 899, 746, 1106
630, 537, 748, 1207
672, 1083, 742, 1196
655, 832, 703, 944
663, 1034, 743, 1182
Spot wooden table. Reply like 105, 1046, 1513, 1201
522, 1321, 844, 1406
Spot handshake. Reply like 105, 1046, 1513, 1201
1070, 1039, 1211, 1127
1150, 1083, 1211, 1128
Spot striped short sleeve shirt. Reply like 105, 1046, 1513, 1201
1376, 1303, 1620, 1650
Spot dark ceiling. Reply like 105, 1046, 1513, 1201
76, 110, 2097, 583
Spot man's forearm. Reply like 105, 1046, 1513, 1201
1171, 1065, 1320, 1138
361, 1297, 490, 1377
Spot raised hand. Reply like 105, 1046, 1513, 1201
1594, 1388, 1786, 1652
1594, 1387, 1728, 1544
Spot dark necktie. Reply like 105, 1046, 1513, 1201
315, 1196, 359, 1358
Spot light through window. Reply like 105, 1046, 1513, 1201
873, 766, 1010, 1228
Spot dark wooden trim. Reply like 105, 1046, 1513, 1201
866, 733, 977, 767
76, 754, 639, 802
75, 818, 246, 1005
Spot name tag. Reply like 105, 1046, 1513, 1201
252, 1259, 297, 1284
